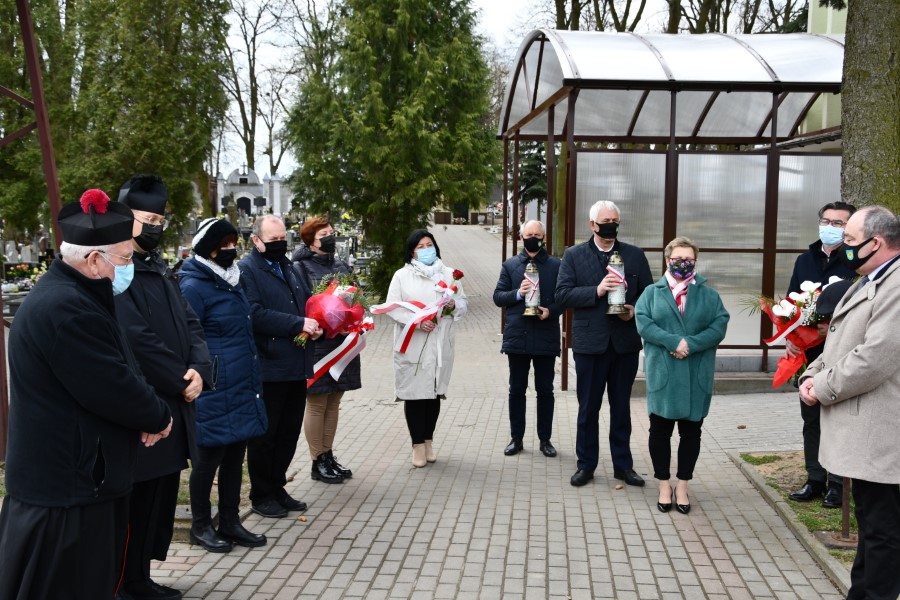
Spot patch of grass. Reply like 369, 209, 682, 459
740, 453, 782, 465
742, 450, 857, 568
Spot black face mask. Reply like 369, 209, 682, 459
135, 223, 163, 252
317, 234, 336, 254
593, 222, 619, 240
261, 239, 287, 262
212, 248, 238, 269
840, 237, 875, 271
523, 237, 544, 253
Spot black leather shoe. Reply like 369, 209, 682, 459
676, 495, 691, 515
312, 456, 344, 484
822, 486, 843, 509
252, 499, 288, 518
657, 490, 673, 513
277, 494, 308, 512
614, 469, 646, 487
218, 521, 267, 548
326, 451, 353, 479
122, 580, 183, 599
539, 439, 557, 458
504, 438, 523, 456
789, 480, 826, 502
189, 525, 233, 553
570, 469, 594, 486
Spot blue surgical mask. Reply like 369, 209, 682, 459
819, 225, 844, 247
416, 247, 437, 266
101, 254, 135, 295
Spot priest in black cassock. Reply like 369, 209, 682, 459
0, 189, 172, 599
114, 175, 211, 600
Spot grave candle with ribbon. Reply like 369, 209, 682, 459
523, 260, 541, 317
606, 251, 627, 314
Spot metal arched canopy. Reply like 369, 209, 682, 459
499, 30, 845, 145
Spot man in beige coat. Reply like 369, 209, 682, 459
799, 205, 900, 600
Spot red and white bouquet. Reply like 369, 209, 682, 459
294, 274, 374, 386
747, 277, 842, 387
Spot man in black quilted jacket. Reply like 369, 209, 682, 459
556, 200, 653, 488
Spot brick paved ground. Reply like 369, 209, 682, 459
153, 225, 843, 599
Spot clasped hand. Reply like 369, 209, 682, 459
670, 339, 690, 360
141, 416, 173, 448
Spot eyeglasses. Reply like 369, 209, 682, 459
135, 214, 168, 229
87, 249, 134, 266
818, 218, 847, 228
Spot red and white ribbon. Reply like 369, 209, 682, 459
371, 299, 447, 353
524, 271, 539, 304
763, 309, 803, 346
307, 320, 372, 387
606, 265, 628, 289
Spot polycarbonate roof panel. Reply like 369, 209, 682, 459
741, 35, 845, 83
500, 30, 844, 140
549, 31, 668, 81
573, 90, 645, 136
637, 34, 774, 82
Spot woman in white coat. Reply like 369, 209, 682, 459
385, 229, 467, 467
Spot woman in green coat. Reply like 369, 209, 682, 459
635, 237, 729, 515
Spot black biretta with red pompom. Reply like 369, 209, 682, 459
58, 189, 134, 246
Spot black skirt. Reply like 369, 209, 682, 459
0, 495, 129, 599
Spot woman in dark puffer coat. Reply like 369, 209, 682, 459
291, 217, 362, 484
179, 218, 269, 552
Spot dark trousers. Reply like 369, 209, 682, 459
404, 398, 441, 444
123, 472, 180, 585
800, 399, 843, 489
190, 442, 247, 526
0, 494, 128, 600
248, 380, 306, 505
648, 413, 703, 481
846, 479, 900, 600
573, 349, 639, 472
507, 353, 556, 441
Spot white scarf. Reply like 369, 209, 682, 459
195, 255, 241, 287
411, 258, 445, 282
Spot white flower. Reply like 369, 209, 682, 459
824, 276, 843, 288
800, 280, 821, 293
788, 291, 810, 304
772, 299, 796, 318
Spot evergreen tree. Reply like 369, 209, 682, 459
1, 0, 229, 235
286, 0, 500, 297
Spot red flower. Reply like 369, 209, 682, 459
452, 269, 464, 281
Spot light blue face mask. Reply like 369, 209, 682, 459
101, 254, 135, 295
416, 246, 437, 266
819, 225, 844, 247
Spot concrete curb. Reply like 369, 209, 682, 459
727, 449, 851, 595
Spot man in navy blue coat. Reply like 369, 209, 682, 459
493, 220, 563, 458
556, 201, 653, 487
239, 215, 322, 519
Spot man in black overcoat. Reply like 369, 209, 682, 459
556, 200, 653, 488
493, 219, 563, 458
239, 215, 322, 518
0, 189, 172, 599
114, 175, 211, 600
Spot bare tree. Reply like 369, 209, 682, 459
259, 66, 293, 175
223, 0, 287, 172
